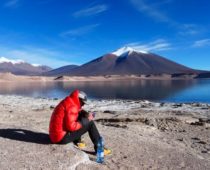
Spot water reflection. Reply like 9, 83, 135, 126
163, 79, 210, 103
1, 79, 209, 103
60, 80, 198, 101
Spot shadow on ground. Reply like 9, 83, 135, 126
82, 149, 96, 155
0, 128, 50, 144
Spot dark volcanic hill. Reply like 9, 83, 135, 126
43, 65, 78, 76
0, 57, 52, 75
65, 47, 201, 76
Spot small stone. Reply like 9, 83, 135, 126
178, 129, 186, 132
191, 103, 202, 107
173, 103, 182, 107
177, 138, 183, 141
198, 141, 207, 145
50, 105, 55, 109
201, 107, 209, 110
191, 137, 200, 141
141, 105, 146, 108
185, 118, 199, 124
205, 123, 210, 128
190, 122, 204, 126
103, 110, 116, 114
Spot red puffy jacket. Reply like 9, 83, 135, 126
49, 89, 82, 143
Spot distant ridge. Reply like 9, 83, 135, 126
0, 57, 52, 75
43, 65, 78, 76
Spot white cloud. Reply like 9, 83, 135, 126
60, 24, 100, 37
4, 0, 20, 8
192, 39, 210, 47
126, 39, 171, 52
129, 0, 205, 38
0, 56, 24, 64
178, 24, 202, 36
129, 0, 173, 23
0, 46, 76, 68
73, 4, 108, 17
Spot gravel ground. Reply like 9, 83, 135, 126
0, 95, 210, 170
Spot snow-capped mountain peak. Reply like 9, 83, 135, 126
32, 64, 41, 67
0, 57, 52, 75
0, 57, 43, 68
112, 46, 148, 56
0, 57, 24, 64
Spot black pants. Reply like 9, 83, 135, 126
59, 117, 100, 151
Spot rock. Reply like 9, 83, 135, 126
177, 138, 184, 142
201, 107, 209, 110
199, 118, 210, 123
198, 141, 207, 145
178, 129, 186, 132
103, 110, 116, 114
191, 103, 202, 107
50, 105, 55, 109
172, 103, 183, 108
141, 104, 148, 108
190, 122, 204, 126
205, 123, 210, 128
185, 118, 200, 125
32, 107, 45, 111
191, 137, 200, 141
201, 150, 208, 153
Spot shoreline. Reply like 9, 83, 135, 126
0, 95, 210, 169
1, 72, 210, 82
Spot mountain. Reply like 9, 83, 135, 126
0, 57, 52, 75
62, 47, 202, 76
43, 65, 78, 76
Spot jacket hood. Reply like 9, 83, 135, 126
69, 89, 81, 108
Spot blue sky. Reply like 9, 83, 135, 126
0, 0, 210, 69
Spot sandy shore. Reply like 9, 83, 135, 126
0, 95, 210, 169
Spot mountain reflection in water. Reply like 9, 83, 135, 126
0, 79, 210, 103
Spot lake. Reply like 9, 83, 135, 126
0, 79, 210, 103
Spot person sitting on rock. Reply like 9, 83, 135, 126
49, 89, 111, 155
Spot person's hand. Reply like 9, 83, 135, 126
88, 113, 94, 121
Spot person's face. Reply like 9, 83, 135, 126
79, 98, 85, 107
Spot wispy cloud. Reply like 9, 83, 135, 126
192, 39, 210, 47
60, 24, 100, 37
178, 24, 202, 36
129, 0, 205, 38
129, 0, 173, 23
0, 46, 74, 68
126, 39, 172, 52
73, 4, 108, 17
0, 56, 24, 64
4, 0, 20, 8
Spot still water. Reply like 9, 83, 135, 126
0, 79, 210, 103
